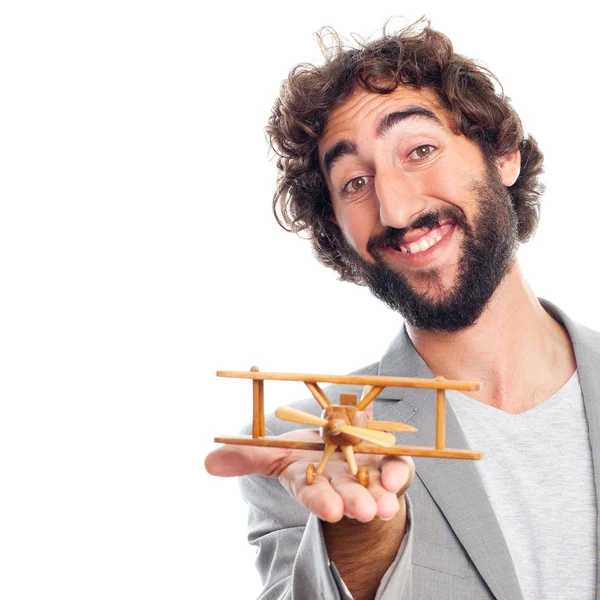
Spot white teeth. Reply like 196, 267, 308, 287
400, 231, 444, 254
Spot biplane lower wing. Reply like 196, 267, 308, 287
353, 444, 482, 460
214, 435, 327, 452
214, 435, 482, 460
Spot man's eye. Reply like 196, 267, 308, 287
408, 145, 436, 161
342, 176, 373, 195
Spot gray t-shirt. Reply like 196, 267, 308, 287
447, 371, 597, 600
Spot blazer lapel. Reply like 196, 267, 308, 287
541, 300, 600, 596
374, 326, 523, 600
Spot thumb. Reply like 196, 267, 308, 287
204, 444, 288, 478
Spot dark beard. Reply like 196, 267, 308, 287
342, 165, 519, 332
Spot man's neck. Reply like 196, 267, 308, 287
406, 262, 576, 414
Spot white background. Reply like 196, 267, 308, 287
1, 1, 598, 598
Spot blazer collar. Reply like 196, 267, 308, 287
374, 299, 600, 599
375, 325, 523, 600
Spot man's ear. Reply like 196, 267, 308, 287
495, 149, 521, 187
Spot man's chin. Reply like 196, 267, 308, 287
402, 298, 484, 333
364, 272, 484, 332
398, 270, 458, 304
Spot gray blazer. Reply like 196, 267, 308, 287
240, 300, 600, 599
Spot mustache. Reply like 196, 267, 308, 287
366, 206, 467, 255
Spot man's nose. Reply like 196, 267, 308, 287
375, 170, 428, 229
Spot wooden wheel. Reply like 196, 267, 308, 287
358, 466, 369, 487
306, 463, 315, 485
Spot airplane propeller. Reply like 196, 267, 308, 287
275, 406, 396, 447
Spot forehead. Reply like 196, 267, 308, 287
318, 86, 450, 157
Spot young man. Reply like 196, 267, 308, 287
205, 21, 599, 600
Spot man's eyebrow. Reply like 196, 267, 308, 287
323, 140, 358, 178
322, 108, 444, 178
375, 107, 444, 139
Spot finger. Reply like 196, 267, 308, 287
280, 459, 345, 522
363, 466, 402, 520
205, 429, 322, 478
379, 455, 415, 495
293, 475, 345, 522
327, 467, 379, 522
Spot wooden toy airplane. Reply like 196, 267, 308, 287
214, 367, 483, 487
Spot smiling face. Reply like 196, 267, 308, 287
318, 85, 521, 331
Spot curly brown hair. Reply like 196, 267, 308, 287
267, 19, 545, 284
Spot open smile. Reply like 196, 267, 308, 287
379, 222, 456, 266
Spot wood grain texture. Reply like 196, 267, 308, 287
251, 366, 262, 438
213, 436, 483, 460
217, 370, 480, 391
258, 380, 265, 437
352, 444, 482, 460
367, 420, 418, 433
342, 445, 358, 475
304, 382, 331, 409
275, 406, 328, 428
316, 444, 338, 474
436, 377, 446, 450
356, 385, 384, 410
358, 466, 369, 487
341, 425, 396, 447
214, 436, 328, 451
339, 392, 359, 406
306, 463, 315, 485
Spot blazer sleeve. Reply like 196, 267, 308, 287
239, 462, 415, 600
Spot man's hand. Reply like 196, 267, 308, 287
204, 429, 415, 523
